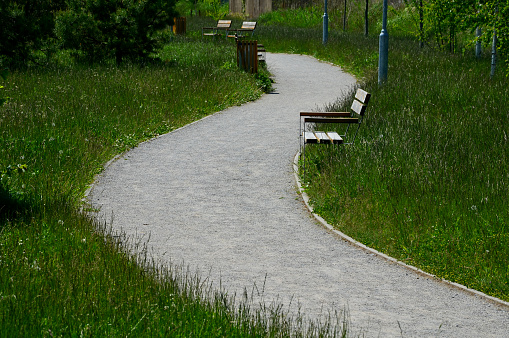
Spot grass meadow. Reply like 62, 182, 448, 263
0, 32, 351, 336
255, 7, 509, 301
2, 5, 508, 335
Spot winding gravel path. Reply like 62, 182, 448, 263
88, 53, 509, 337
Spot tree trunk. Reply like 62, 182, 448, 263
491, 28, 497, 77
475, 27, 482, 58
343, 0, 347, 31
364, 0, 369, 36
419, 0, 424, 48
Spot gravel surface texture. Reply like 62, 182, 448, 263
88, 53, 509, 337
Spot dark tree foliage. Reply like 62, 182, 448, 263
0, 0, 66, 66
55, 0, 177, 64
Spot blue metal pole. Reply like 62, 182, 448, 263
323, 0, 329, 44
491, 4, 498, 78
491, 28, 497, 77
475, 27, 482, 58
378, 0, 389, 84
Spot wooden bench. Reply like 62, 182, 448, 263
300, 88, 371, 151
202, 20, 232, 38
227, 21, 257, 39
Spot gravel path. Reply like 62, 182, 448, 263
88, 53, 509, 337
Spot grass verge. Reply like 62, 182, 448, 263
256, 9, 509, 302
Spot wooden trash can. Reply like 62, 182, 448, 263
236, 40, 258, 74
173, 17, 186, 35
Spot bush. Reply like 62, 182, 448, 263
0, 0, 65, 67
55, 0, 177, 64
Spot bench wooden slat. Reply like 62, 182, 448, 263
240, 22, 257, 29
217, 20, 232, 29
303, 131, 343, 145
350, 99, 367, 116
314, 132, 332, 144
203, 20, 231, 37
326, 132, 343, 144
355, 88, 371, 104
304, 117, 359, 124
304, 131, 319, 144
227, 21, 257, 38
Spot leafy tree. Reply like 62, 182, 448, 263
197, 0, 228, 20
421, 0, 475, 52
453, 0, 509, 75
403, 0, 508, 74
0, 0, 66, 66
475, 0, 509, 75
55, 0, 177, 64
499, 2, 509, 75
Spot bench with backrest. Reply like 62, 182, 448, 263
299, 88, 371, 176
300, 88, 371, 150
202, 20, 232, 38
227, 21, 257, 39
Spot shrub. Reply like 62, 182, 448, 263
0, 0, 65, 67
55, 0, 177, 64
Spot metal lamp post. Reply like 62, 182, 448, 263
323, 0, 329, 44
491, 4, 498, 77
378, 0, 389, 84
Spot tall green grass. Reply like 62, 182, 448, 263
257, 9, 509, 301
1, 34, 353, 336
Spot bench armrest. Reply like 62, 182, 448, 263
300, 111, 351, 117
304, 117, 359, 124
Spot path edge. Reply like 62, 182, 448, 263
293, 151, 509, 311
83, 111, 225, 203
